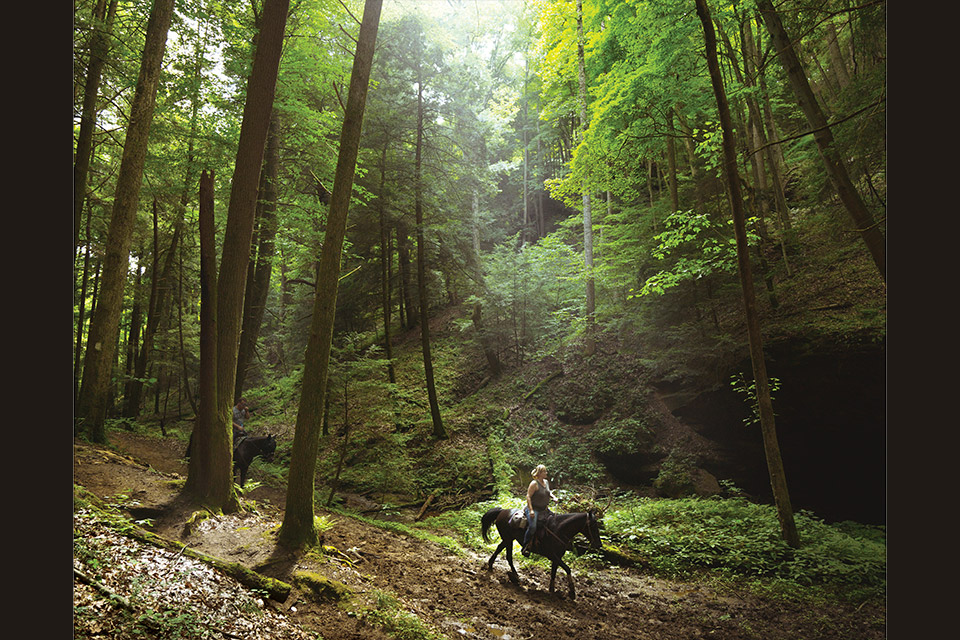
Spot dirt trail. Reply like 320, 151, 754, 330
73, 432, 884, 639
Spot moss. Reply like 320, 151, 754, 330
293, 570, 352, 602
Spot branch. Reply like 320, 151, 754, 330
747, 95, 885, 158
337, 0, 361, 26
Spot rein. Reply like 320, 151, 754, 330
542, 513, 590, 549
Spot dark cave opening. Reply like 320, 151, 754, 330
673, 344, 886, 525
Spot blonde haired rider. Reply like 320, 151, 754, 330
522, 464, 555, 556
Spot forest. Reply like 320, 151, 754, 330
73, 0, 886, 638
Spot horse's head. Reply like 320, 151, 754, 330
585, 509, 603, 550
261, 434, 277, 462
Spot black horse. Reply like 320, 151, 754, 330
481, 506, 602, 599
185, 424, 247, 459
233, 434, 276, 487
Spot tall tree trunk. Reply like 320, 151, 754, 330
376, 142, 396, 384
695, 0, 799, 548
184, 170, 230, 505
76, 0, 175, 443
74, 0, 119, 248
177, 242, 199, 417
666, 111, 679, 212
755, 0, 885, 282
397, 220, 417, 328
279, 0, 382, 549
124, 199, 171, 418
186, 0, 289, 512
235, 113, 281, 399
414, 61, 447, 441
123, 251, 145, 416
741, 17, 792, 276
576, 0, 596, 356
75, 204, 94, 404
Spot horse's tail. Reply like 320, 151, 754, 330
481, 507, 503, 543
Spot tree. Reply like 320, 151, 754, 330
694, 0, 799, 548
413, 44, 448, 441
754, 0, 885, 282
279, 0, 383, 549
184, 0, 290, 512
235, 113, 281, 398
575, 0, 596, 356
74, 0, 119, 248
76, 0, 176, 443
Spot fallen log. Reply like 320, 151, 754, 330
415, 489, 441, 521
523, 370, 563, 401
74, 567, 134, 611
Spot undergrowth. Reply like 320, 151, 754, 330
602, 495, 885, 601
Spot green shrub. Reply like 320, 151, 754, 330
603, 496, 885, 598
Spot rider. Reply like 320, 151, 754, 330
233, 398, 251, 428
522, 464, 555, 557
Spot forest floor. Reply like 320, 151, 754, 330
73, 431, 886, 640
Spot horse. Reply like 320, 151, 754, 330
185, 424, 247, 459
233, 434, 276, 487
481, 506, 602, 600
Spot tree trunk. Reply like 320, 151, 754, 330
235, 113, 281, 399
184, 170, 231, 507
397, 220, 416, 328
125, 197, 181, 418
186, 0, 289, 513
576, 0, 596, 357
376, 142, 396, 384
755, 0, 885, 282
74, 0, 119, 248
279, 0, 382, 549
414, 60, 447, 441
695, 0, 799, 548
666, 111, 679, 212
177, 243, 199, 417
472, 302, 501, 378
75, 205, 94, 404
76, 0, 175, 443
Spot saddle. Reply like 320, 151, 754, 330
513, 509, 553, 551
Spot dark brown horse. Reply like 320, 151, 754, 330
481, 506, 602, 599
233, 434, 276, 487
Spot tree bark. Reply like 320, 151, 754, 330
755, 0, 885, 282
695, 0, 799, 548
279, 0, 382, 549
666, 111, 679, 212
413, 58, 447, 441
74, 0, 119, 248
76, 0, 175, 443
184, 170, 229, 506
376, 142, 396, 384
576, 0, 596, 356
235, 113, 281, 399
397, 220, 416, 328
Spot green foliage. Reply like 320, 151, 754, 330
634, 209, 757, 298
730, 373, 782, 427
603, 496, 886, 598
652, 447, 697, 497
587, 414, 654, 457
361, 589, 445, 640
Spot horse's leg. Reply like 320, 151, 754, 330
549, 560, 558, 593
557, 557, 575, 600
504, 535, 519, 584
487, 541, 506, 571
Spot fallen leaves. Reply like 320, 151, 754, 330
73, 509, 314, 639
